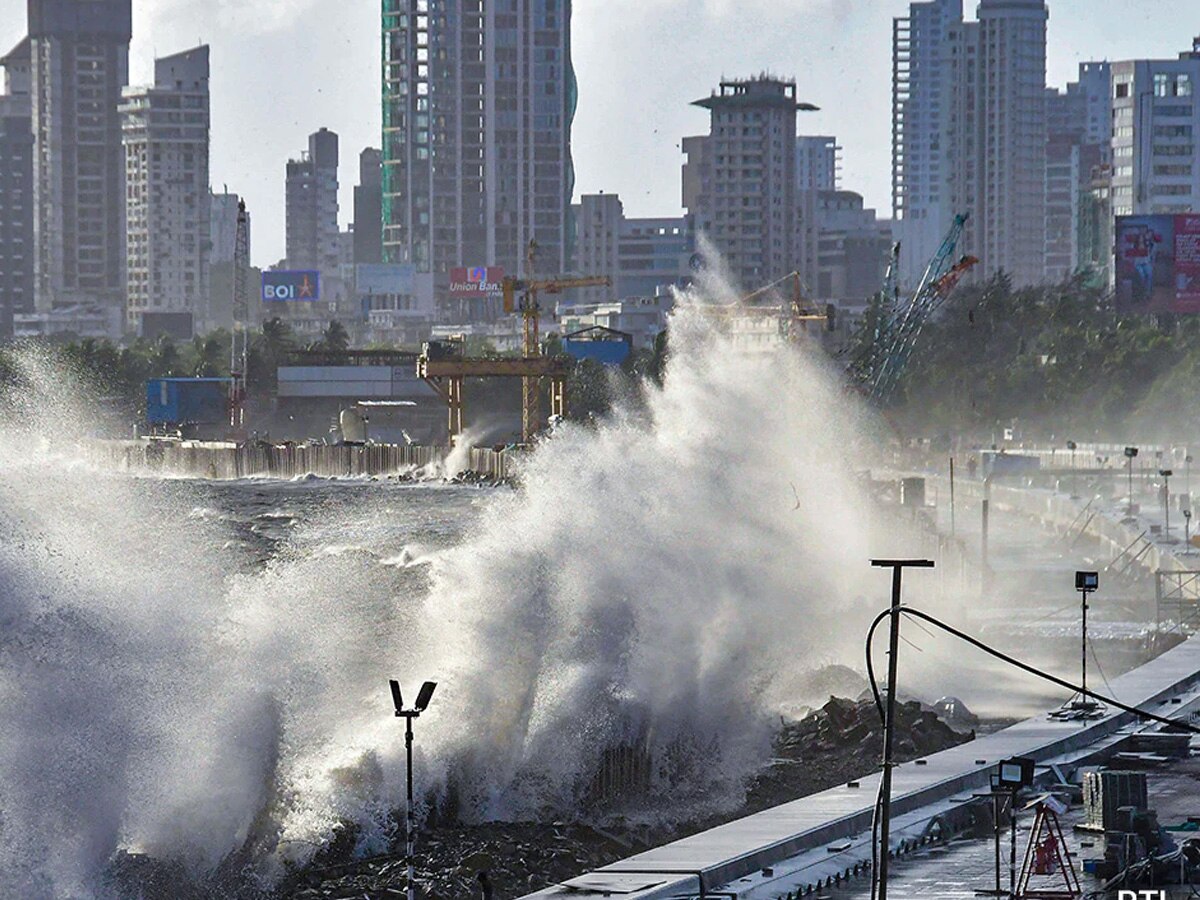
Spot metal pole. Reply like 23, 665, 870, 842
1010, 790, 1018, 897
1165, 473, 1171, 537
994, 793, 1002, 894
871, 559, 934, 900
1128, 456, 1134, 516
878, 565, 903, 900
406, 715, 416, 900
1080, 587, 1088, 702
981, 500, 990, 598
950, 456, 956, 539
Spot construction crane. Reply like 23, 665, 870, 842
228, 199, 250, 436
502, 241, 611, 441
859, 213, 978, 404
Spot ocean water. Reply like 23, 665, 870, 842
0, 297, 917, 898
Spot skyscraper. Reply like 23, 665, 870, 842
120, 46, 210, 338
354, 147, 383, 265
974, 0, 1048, 287
683, 76, 814, 290
1110, 40, 1200, 220
210, 190, 250, 266
285, 127, 340, 274
893, 0, 1049, 288
795, 136, 841, 192
892, 0, 963, 288
381, 0, 575, 304
0, 38, 33, 340
28, 0, 132, 322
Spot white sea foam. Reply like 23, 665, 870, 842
0, 287, 884, 895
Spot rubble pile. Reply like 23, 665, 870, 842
105, 698, 973, 899
278, 823, 652, 900
745, 696, 973, 812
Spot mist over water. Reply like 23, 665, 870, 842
0, 291, 884, 897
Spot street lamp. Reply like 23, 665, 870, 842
1124, 447, 1139, 517
1161, 469, 1173, 538
389, 679, 438, 900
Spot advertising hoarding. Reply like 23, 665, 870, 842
357, 263, 416, 296
262, 270, 321, 302
448, 266, 504, 299
1115, 214, 1200, 314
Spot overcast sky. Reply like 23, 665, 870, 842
0, 1, 1191, 267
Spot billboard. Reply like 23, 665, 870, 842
357, 263, 416, 296
262, 270, 320, 302
1115, 215, 1200, 314
448, 266, 504, 299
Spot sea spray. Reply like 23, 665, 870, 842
0, 294, 883, 894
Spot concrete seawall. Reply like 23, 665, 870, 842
88, 440, 516, 482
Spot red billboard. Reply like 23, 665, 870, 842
1115, 214, 1200, 314
448, 266, 504, 299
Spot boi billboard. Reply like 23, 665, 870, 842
262, 270, 321, 302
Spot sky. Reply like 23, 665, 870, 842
0, 0, 1192, 268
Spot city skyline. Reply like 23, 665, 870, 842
0, 0, 1191, 268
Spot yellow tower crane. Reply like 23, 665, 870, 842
502, 243, 610, 441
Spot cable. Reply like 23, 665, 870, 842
865, 606, 1200, 735
863, 604, 1200, 900
1087, 636, 1116, 700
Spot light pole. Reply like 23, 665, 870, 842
1125, 447, 1139, 517
1186, 508, 1193, 548
389, 679, 438, 900
1161, 469, 1173, 538
870, 558, 935, 900
1066, 440, 1078, 499
1187, 454, 1193, 505
1067, 571, 1100, 716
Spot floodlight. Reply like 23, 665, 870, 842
1125, 447, 1139, 458
1066, 440, 1077, 451
415, 681, 437, 712
1161, 469, 1173, 478
997, 757, 1035, 790
389, 679, 404, 715
1075, 571, 1099, 592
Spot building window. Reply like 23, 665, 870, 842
1154, 73, 1171, 98
1178, 74, 1194, 97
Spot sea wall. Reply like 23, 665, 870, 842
88, 439, 515, 482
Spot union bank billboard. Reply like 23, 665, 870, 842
448, 266, 504, 299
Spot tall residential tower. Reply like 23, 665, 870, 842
28, 0, 132, 323
120, 46, 211, 338
382, 0, 575, 305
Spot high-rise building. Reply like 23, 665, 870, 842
0, 38, 33, 341
572, 193, 694, 305
210, 190, 250, 266
683, 76, 815, 290
29, 0, 132, 324
286, 127, 340, 274
892, 0, 963, 288
1043, 64, 1111, 282
893, 0, 1049, 288
1110, 40, 1200, 220
120, 46, 210, 338
381, 0, 576, 302
354, 147, 382, 265
795, 136, 840, 191
974, 0, 1049, 287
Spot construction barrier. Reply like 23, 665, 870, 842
88, 440, 515, 482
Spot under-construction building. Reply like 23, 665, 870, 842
381, 0, 576, 305
120, 46, 211, 339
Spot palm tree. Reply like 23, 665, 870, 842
322, 319, 350, 353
